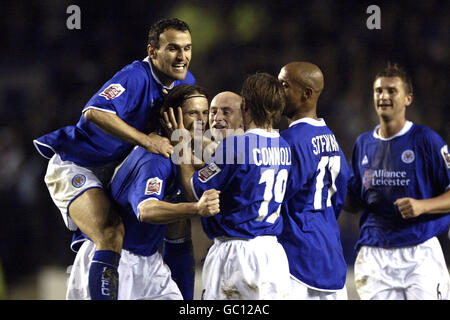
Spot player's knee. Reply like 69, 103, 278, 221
97, 211, 125, 250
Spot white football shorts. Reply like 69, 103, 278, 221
44, 154, 103, 231
201, 236, 291, 300
354, 236, 450, 300
289, 277, 348, 300
66, 240, 183, 300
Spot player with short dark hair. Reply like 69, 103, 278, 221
345, 63, 450, 300
66, 84, 219, 300
277, 61, 350, 299
166, 72, 292, 299
33, 18, 195, 300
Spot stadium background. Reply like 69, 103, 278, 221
0, 0, 448, 299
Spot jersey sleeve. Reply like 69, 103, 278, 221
347, 136, 364, 207
82, 67, 147, 119
422, 129, 450, 192
190, 139, 235, 200
127, 159, 173, 218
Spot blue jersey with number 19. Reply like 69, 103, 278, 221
278, 118, 350, 291
191, 129, 292, 239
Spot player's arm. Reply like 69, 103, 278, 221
83, 108, 173, 158
138, 189, 220, 224
395, 189, 450, 219
164, 106, 202, 201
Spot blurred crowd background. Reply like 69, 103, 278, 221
0, 0, 448, 299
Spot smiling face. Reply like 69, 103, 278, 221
209, 92, 243, 140
148, 28, 192, 86
373, 76, 412, 122
182, 96, 209, 136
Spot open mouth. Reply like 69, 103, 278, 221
172, 63, 186, 72
213, 124, 227, 130
377, 101, 393, 108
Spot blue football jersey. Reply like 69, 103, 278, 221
34, 57, 195, 167
191, 129, 292, 239
348, 121, 450, 249
109, 146, 180, 256
71, 146, 180, 255
277, 118, 349, 290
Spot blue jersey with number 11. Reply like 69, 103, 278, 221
278, 118, 349, 291
191, 129, 292, 239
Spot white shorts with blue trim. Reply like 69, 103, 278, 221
44, 154, 102, 231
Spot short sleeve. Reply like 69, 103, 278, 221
83, 67, 147, 118
127, 160, 172, 218
191, 139, 234, 200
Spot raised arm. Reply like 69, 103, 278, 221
83, 108, 173, 158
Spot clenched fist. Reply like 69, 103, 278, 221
196, 189, 221, 217
394, 197, 425, 219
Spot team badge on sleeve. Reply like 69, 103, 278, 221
145, 177, 163, 195
99, 84, 126, 100
440, 145, 450, 169
198, 163, 221, 183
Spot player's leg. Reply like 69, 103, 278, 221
404, 237, 450, 300
68, 187, 124, 300
163, 219, 195, 300
354, 246, 404, 300
44, 154, 124, 299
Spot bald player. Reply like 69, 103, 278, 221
201, 91, 244, 164
277, 62, 351, 299
209, 91, 244, 141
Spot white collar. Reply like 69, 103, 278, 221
143, 56, 174, 90
289, 117, 326, 128
373, 121, 413, 140
244, 128, 280, 138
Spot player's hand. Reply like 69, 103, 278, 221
394, 197, 425, 219
196, 189, 220, 217
144, 132, 173, 158
162, 107, 185, 130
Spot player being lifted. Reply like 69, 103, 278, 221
345, 63, 450, 300
277, 62, 350, 299
33, 18, 195, 300
66, 84, 219, 300
165, 72, 292, 300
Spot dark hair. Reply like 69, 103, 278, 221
375, 62, 413, 95
148, 18, 191, 48
240, 72, 286, 127
161, 84, 209, 114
